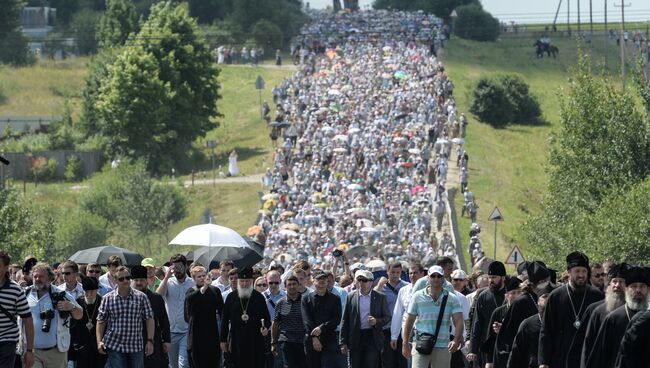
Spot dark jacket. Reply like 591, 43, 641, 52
340, 289, 391, 350
143, 288, 170, 368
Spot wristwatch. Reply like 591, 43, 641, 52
26, 348, 33, 353
147, 338, 154, 343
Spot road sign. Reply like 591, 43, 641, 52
255, 75, 265, 90
505, 245, 525, 265
488, 207, 504, 221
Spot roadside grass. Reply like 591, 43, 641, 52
443, 34, 623, 267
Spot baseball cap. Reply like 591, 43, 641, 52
428, 265, 444, 276
354, 269, 374, 281
451, 269, 467, 280
141, 258, 155, 268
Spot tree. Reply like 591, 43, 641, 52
50, 0, 80, 26
0, 0, 33, 65
523, 57, 650, 267
373, 0, 477, 21
251, 19, 283, 55
188, 0, 230, 24
55, 209, 110, 257
498, 74, 541, 123
454, 3, 500, 42
72, 9, 101, 55
96, 0, 138, 47
96, 1, 221, 173
469, 77, 515, 127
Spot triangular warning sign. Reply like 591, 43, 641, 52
505, 245, 525, 265
488, 206, 504, 221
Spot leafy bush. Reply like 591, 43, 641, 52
65, 155, 84, 181
454, 4, 500, 42
469, 74, 541, 127
251, 19, 284, 55
55, 209, 109, 256
29, 156, 59, 182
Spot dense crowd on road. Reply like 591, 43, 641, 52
1, 9, 649, 368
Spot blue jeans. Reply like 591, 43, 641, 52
106, 350, 144, 368
168, 332, 189, 368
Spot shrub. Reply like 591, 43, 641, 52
454, 4, 500, 42
251, 19, 283, 55
469, 74, 541, 127
30, 157, 59, 182
65, 155, 84, 182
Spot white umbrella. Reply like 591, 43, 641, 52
408, 148, 421, 154
452, 138, 465, 144
278, 229, 299, 237
348, 127, 361, 134
334, 134, 348, 141
436, 138, 450, 145
360, 227, 379, 233
355, 219, 372, 227
169, 224, 249, 248
333, 147, 347, 153
365, 259, 387, 271
328, 89, 342, 96
347, 183, 364, 191
321, 126, 334, 132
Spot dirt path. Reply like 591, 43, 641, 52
183, 174, 264, 187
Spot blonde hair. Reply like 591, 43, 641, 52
190, 265, 206, 277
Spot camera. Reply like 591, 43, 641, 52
332, 249, 344, 258
40, 310, 55, 332
50, 290, 70, 320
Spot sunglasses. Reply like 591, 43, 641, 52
268, 281, 280, 285
452, 279, 465, 282
87, 270, 101, 274
430, 274, 444, 279
594, 273, 606, 277
117, 276, 132, 282
357, 278, 372, 283
62, 272, 74, 276
256, 284, 268, 288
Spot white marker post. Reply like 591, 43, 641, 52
488, 207, 504, 259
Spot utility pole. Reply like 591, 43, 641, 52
577, 0, 581, 33
614, 1, 631, 88
604, 0, 608, 68
589, 0, 593, 34
566, 0, 571, 36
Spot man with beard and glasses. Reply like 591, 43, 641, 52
496, 261, 552, 367
467, 261, 506, 367
580, 263, 628, 368
583, 266, 649, 368
539, 251, 604, 368
131, 265, 170, 368
506, 293, 549, 368
72, 276, 106, 368
185, 265, 223, 368
157, 254, 195, 368
220, 267, 270, 368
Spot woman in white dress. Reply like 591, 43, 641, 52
228, 150, 239, 176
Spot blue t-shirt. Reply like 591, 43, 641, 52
407, 288, 461, 349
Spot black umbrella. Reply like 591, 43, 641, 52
69, 245, 144, 266
192, 246, 262, 270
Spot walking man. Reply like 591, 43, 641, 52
96, 266, 155, 368
271, 276, 306, 368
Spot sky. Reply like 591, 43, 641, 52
306, 0, 650, 24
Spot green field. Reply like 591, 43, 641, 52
442, 33, 626, 267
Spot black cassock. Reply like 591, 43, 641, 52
486, 304, 509, 366
584, 305, 639, 368
616, 310, 650, 368
539, 284, 603, 368
185, 285, 224, 368
496, 291, 542, 368
580, 300, 608, 368
72, 296, 106, 368
470, 287, 505, 366
220, 289, 271, 368
507, 313, 541, 368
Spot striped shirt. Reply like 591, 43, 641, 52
407, 288, 461, 349
274, 294, 304, 343
0, 278, 31, 343
97, 288, 153, 353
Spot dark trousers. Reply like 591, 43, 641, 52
281, 342, 307, 368
381, 329, 406, 368
350, 330, 379, 368
0, 342, 16, 368
305, 337, 337, 368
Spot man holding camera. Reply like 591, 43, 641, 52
26, 262, 82, 368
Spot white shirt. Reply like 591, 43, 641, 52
390, 283, 415, 341
451, 290, 470, 338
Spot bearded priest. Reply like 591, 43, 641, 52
220, 266, 271, 367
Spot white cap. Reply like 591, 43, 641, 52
451, 269, 468, 280
354, 269, 374, 281
350, 262, 366, 272
428, 265, 444, 276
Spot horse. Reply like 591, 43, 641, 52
548, 45, 559, 58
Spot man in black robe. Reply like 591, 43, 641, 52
616, 309, 650, 368
506, 293, 549, 368
539, 251, 604, 368
580, 263, 628, 368
497, 261, 552, 366
492, 277, 522, 368
132, 265, 171, 368
220, 267, 271, 368
467, 261, 506, 367
73, 276, 106, 368
583, 266, 648, 368
185, 265, 224, 368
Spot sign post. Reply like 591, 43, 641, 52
488, 206, 504, 259
207, 140, 217, 187
505, 245, 525, 265
255, 75, 265, 119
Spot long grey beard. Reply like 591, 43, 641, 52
238, 285, 253, 299
625, 293, 649, 311
605, 291, 625, 312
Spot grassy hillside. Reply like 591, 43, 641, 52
442, 34, 624, 267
